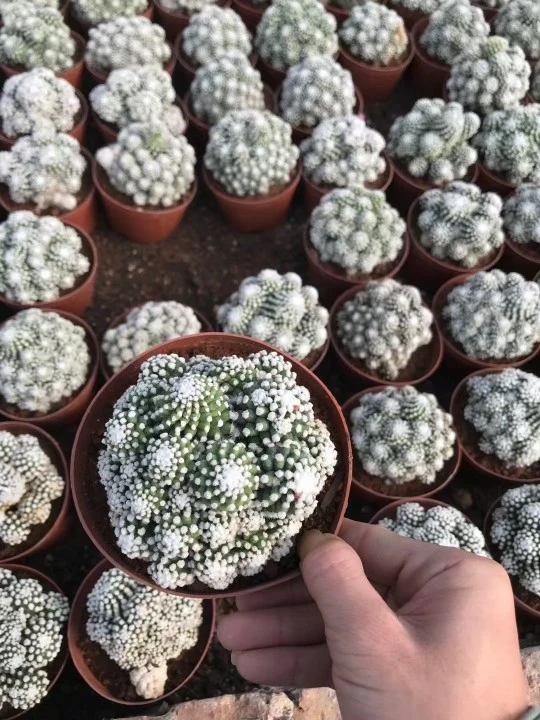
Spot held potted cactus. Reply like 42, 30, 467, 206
70, 0, 153, 34
154, 0, 231, 41
94, 121, 197, 244
494, 0, 540, 63
503, 185, 540, 277
203, 109, 301, 231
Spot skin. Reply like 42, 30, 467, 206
218, 520, 529, 720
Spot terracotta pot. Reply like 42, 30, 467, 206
231, 0, 265, 31
502, 237, 540, 279
68, 3, 154, 38
203, 162, 301, 232
93, 162, 197, 244
154, 0, 231, 40
476, 162, 515, 197
256, 54, 287, 90
68, 558, 216, 705
450, 368, 540, 484
476, 3, 498, 20
326, 3, 351, 23
369, 496, 455, 524
387, 1, 426, 29
0, 422, 69, 562
329, 283, 444, 388
410, 18, 450, 98
0, 564, 67, 720
342, 388, 460, 506
85, 40, 175, 90
59, 0, 69, 16
0, 310, 99, 429
71, 332, 352, 599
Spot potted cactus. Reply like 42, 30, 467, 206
305, 186, 408, 304
342, 385, 460, 505
68, 562, 215, 703
503, 185, 540, 277
70, 0, 152, 34
494, 0, 540, 62
94, 121, 197, 244
330, 278, 442, 386
203, 109, 301, 231
386, 0, 446, 30
154, 0, 231, 41
338, 2, 413, 102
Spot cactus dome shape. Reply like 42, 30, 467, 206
191, 52, 265, 126
86, 569, 203, 699
90, 65, 186, 135
416, 182, 504, 267
474, 105, 540, 185
85, 17, 171, 75
419, 0, 489, 66
0, 567, 68, 712
464, 368, 540, 468
217, 269, 328, 361
0, 3, 75, 73
182, 6, 252, 68
0, 431, 64, 546
255, 0, 338, 72
494, 0, 540, 61
0, 309, 90, 414
72, 0, 148, 26
504, 185, 540, 246
0, 0, 58, 11
339, 2, 409, 67
335, 279, 433, 379
98, 349, 338, 590
96, 121, 196, 208
159, 0, 219, 13
350, 386, 456, 485
309, 187, 406, 276
0, 130, 86, 212
102, 301, 202, 374
472, 0, 509, 7
279, 55, 356, 130
379, 502, 489, 556
447, 36, 530, 115
387, 99, 480, 186
204, 110, 299, 197
0, 69, 80, 139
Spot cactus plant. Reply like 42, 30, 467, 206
339, 2, 409, 67
387, 0, 446, 13
336, 279, 433, 379
279, 55, 356, 129
0, 567, 68, 712
0, 0, 59, 11
98, 349, 338, 590
350, 386, 455, 485
182, 6, 252, 68
102, 301, 203, 373
419, 0, 489, 66
387, 99, 480, 185
0, 130, 86, 212
204, 110, 299, 196
86, 569, 203, 699
309, 186, 406, 276
0, 309, 91, 414
504, 185, 540, 247
472, 0, 509, 7
494, 0, 540, 62
95, 121, 196, 208
217, 269, 328, 361
255, 0, 338, 72
159, 0, 218, 13
416, 182, 504, 267
71, 0, 148, 27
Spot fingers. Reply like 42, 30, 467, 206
232, 644, 332, 688
235, 575, 312, 612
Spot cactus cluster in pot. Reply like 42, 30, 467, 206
419, 0, 489, 66
494, 0, 540, 62
0, 0, 59, 11
503, 185, 540, 248
339, 2, 409, 67
182, 6, 252, 68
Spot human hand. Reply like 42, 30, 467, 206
218, 519, 529, 720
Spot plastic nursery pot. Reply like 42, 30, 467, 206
256, 54, 288, 91
71, 332, 352, 599
502, 236, 540, 279
476, 162, 515, 198
329, 283, 444, 388
231, 0, 265, 31
325, 3, 351, 24
387, 1, 426, 29
68, 3, 154, 38
0, 422, 70, 563
68, 558, 216, 705
410, 18, 450, 99
154, 0, 231, 40
369, 496, 455, 525
342, 389, 460, 507
203, 162, 301, 233
0, 310, 100, 430
84, 40, 175, 90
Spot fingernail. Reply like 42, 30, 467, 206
298, 529, 336, 561
231, 651, 239, 667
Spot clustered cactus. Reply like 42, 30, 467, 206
309, 187, 406, 276
0, 309, 91, 414
350, 386, 455, 485
204, 110, 299, 197
255, 0, 338, 72
182, 6, 252, 68
339, 2, 409, 67
0, 431, 64, 546
0, 567, 68, 712
98, 350, 338, 590
387, 99, 480, 185
443, 271, 540, 361
71, 0, 148, 26
0, 130, 86, 212
494, 0, 540, 62
158, 0, 219, 14
217, 269, 328, 361
446, 36, 530, 115
419, 0, 489, 66
504, 185, 540, 247
388, 0, 446, 12
90, 65, 186, 135
0, 0, 59, 11
86, 569, 203, 699
472, 0, 509, 7
279, 55, 356, 129
102, 301, 202, 374
416, 182, 504, 267
85, 17, 171, 75
336, 280, 433, 379
96, 122, 196, 208
464, 368, 540, 469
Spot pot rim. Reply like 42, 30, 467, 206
478, 161, 516, 192
184, 85, 275, 135
85, 39, 175, 85
369, 496, 453, 525
203, 161, 302, 207
338, 30, 414, 74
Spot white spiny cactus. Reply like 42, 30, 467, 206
182, 6, 252, 67
339, 2, 409, 66
71, 0, 148, 26
494, 0, 540, 61
504, 185, 540, 247
419, 0, 489, 66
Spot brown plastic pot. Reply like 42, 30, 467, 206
369, 496, 455, 524
476, 162, 515, 197
68, 558, 216, 705
502, 237, 540, 279
475, 3, 498, 20
326, 3, 351, 23
256, 54, 287, 90
387, 1, 426, 29
85, 40, 175, 90
410, 18, 450, 98
342, 388, 460, 506
203, 162, 301, 232
231, 0, 265, 31
71, 332, 352, 599
68, 3, 154, 38
0, 310, 99, 429
93, 161, 197, 244
154, 0, 231, 40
